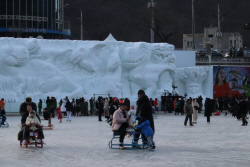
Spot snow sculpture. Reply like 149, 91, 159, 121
121, 42, 176, 99
178, 67, 210, 98
0, 36, 177, 101
0, 39, 85, 101
152, 43, 176, 97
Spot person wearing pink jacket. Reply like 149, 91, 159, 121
112, 103, 133, 150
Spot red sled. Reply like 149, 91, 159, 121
213, 111, 221, 116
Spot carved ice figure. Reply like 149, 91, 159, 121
24, 38, 41, 57
24, 59, 85, 100
26, 39, 73, 70
0, 37, 181, 101
178, 67, 210, 98
70, 43, 106, 73
121, 42, 176, 99
83, 44, 122, 98
151, 43, 176, 97
0, 39, 85, 101
0, 42, 30, 100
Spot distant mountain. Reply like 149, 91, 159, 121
64, 0, 250, 48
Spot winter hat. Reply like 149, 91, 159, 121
26, 97, 32, 102
113, 97, 118, 102
29, 110, 36, 114
137, 90, 145, 95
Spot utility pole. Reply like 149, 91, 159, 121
148, 0, 155, 43
192, 0, 195, 49
218, 4, 221, 34
58, 1, 69, 39
80, 9, 83, 40
59, 0, 61, 39
217, 4, 222, 51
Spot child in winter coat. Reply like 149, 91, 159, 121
128, 105, 136, 119
0, 107, 6, 124
135, 117, 155, 150
57, 107, 62, 123
23, 110, 46, 145
26, 110, 41, 131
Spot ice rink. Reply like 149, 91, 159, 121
1, 113, 250, 167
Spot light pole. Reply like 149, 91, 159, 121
80, 9, 83, 40
192, 0, 195, 49
148, 0, 155, 43
58, 3, 69, 39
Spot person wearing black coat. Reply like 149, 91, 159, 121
167, 98, 173, 113
0, 107, 6, 124
46, 97, 52, 110
75, 99, 81, 116
19, 97, 37, 116
124, 98, 130, 110
19, 105, 43, 141
65, 99, 73, 121
38, 99, 43, 114
179, 98, 185, 115
107, 98, 120, 125
134, 90, 155, 145
218, 97, 224, 113
98, 97, 104, 121
136, 91, 155, 132
239, 98, 248, 126
204, 98, 213, 123
247, 98, 250, 115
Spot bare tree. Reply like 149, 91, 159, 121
143, 1, 185, 43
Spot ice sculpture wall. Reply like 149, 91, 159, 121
0, 35, 178, 101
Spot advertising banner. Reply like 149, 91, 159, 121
213, 66, 250, 98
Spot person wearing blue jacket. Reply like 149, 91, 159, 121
135, 118, 155, 150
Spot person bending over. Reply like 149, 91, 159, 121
135, 117, 155, 150
112, 103, 133, 150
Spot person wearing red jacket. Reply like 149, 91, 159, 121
0, 98, 5, 109
153, 98, 158, 112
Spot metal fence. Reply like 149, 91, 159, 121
196, 56, 250, 66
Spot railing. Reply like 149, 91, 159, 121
4, 102, 52, 113
0, 15, 48, 21
196, 56, 250, 66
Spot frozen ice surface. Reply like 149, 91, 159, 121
1, 114, 250, 167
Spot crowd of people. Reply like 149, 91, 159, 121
14, 92, 156, 150
209, 96, 250, 126
1, 87, 250, 150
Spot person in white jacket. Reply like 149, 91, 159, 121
61, 98, 67, 116
22, 110, 45, 145
192, 98, 199, 124
26, 111, 41, 131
